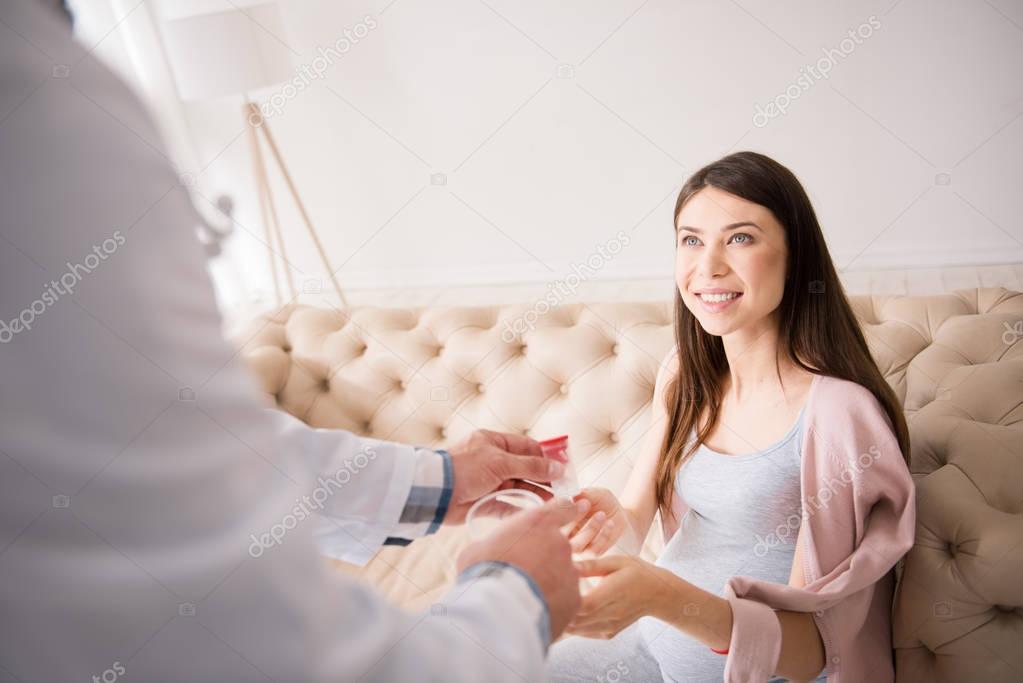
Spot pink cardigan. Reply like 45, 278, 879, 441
661, 375, 916, 682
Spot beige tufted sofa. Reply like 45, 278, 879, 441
235, 287, 1023, 682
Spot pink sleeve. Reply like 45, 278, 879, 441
722, 590, 782, 682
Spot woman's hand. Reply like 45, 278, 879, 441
566, 555, 675, 639
567, 487, 634, 556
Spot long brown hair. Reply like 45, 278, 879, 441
655, 151, 910, 518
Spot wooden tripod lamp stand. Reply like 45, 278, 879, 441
163, 1, 348, 308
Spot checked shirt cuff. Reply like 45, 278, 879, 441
383, 448, 452, 546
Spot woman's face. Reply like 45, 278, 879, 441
674, 186, 789, 338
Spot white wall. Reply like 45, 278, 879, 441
83, 0, 1023, 313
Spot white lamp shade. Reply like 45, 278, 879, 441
162, 2, 294, 101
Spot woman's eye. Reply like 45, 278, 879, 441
730, 233, 753, 244
680, 235, 700, 247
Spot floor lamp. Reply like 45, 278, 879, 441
162, 2, 348, 308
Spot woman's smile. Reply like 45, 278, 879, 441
694, 289, 744, 313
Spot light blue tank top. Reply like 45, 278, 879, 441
638, 406, 827, 683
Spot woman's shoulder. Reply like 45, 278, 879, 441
809, 375, 887, 412
804, 374, 897, 446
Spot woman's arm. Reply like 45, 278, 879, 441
650, 569, 824, 682
617, 350, 679, 545
571, 524, 826, 682
657, 524, 823, 681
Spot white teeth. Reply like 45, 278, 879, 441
699, 292, 740, 303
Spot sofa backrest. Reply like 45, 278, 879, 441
237, 287, 1023, 681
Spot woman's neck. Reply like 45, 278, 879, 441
720, 314, 803, 403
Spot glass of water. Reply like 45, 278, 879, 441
465, 489, 545, 541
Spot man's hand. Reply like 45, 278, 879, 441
457, 497, 591, 642
445, 429, 565, 524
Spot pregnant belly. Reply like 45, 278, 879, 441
640, 526, 800, 683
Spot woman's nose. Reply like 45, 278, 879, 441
697, 243, 729, 278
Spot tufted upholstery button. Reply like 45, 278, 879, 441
948, 542, 958, 557
611, 343, 620, 355
281, 344, 292, 353
362, 420, 372, 433
320, 378, 330, 392
519, 342, 528, 355
476, 383, 485, 394
608, 432, 619, 443
398, 379, 407, 390
560, 384, 569, 395
831, 656, 841, 665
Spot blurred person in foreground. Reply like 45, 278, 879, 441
0, 2, 589, 680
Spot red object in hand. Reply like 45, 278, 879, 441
710, 646, 729, 655
538, 435, 569, 463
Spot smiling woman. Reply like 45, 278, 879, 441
657, 152, 909, 514
548, 152, 915, 683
